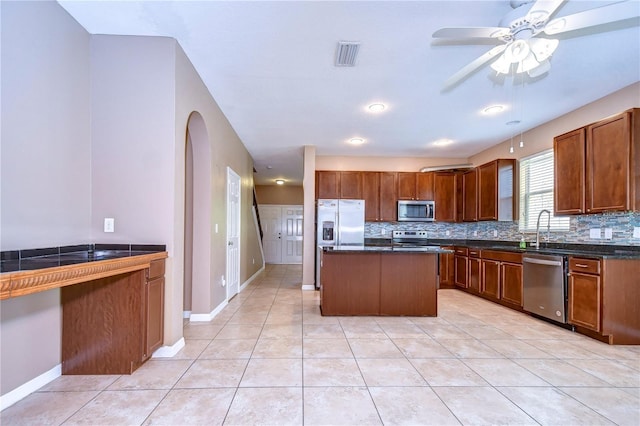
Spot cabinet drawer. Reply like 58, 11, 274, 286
454, 247, 468, 256
468, 249, 481, 258
146, 259, 166, 280
569, 257, 600, 274
482, 250, 522, 264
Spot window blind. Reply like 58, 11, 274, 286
519, 149, 570, 232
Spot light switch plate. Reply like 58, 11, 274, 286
603, 228, 613, 239
634, 227, 640, 239
104, 218, 115, 233
589, 228, 601, 239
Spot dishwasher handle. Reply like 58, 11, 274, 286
523, 257, 563, 267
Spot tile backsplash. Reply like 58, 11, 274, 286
365, 212, 640, 246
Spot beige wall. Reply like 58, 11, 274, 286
256, 185, 304, 205
315, 156, 469, 172
0, 1, 263, 400
470, 83, 640, 165
0, 0, 91, 396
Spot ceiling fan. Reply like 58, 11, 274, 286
433, 0, 639, 89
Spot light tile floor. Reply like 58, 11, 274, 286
2, 264, 639, 425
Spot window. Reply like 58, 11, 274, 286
519, 149, 570, 232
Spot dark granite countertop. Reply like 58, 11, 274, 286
364, 238, 640, 260
0, 244, 167, 273
322, 245, 453, 254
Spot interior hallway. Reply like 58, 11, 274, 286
1, 264, 639, 425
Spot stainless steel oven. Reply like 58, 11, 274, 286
397, 200, 435, 222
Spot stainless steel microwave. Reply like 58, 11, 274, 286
397, 200, 435, 222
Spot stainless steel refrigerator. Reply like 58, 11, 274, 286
315, 199, 365, 288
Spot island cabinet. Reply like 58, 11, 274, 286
477, 159, 517, 221
363, 172, 397, 221
462, 169, 478, 221
61, 259, 165, 374
454, 247, 468, 288
555, 109, 640, 214
480, 250, 523, 306
567, 256, 640, 344
320, 250, 438, 316
434, 172, 457, 222
397, 172, 434, 200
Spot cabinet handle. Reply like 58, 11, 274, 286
575, 264, 589, 268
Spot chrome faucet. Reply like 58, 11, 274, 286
533, 209, 551, 249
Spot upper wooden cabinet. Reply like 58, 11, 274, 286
363, 172, 397, 222
462, 169, 478, 221
554, 109, 639, 215
554, 128, 586, 215
339, 171, 363, 199
397, 172, 434, 200
434, 172, 457, 222
316, 171, 340, 199
477, 159, 517, 221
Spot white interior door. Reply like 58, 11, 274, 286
226, 167, 241, 299
259, 205, 282, 264
282, 206, 303, 264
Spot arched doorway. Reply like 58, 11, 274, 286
184, 111, 211, 317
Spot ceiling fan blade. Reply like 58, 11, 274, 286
443, 44, 508, 88
527, 59, 552, 78
543, 0, 640, 35
433, 27, 510, 40
525, 0, 566, 27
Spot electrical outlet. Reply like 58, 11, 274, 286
104, 218, 115, 233
252, 258, 255, 265
493, 230, 498, 237
634, 227, 640, 239
445, 230, 450, 236
589, 228, 601, 239
603, 228, 613, 240
221, 275, 226, 287
473, 230, 478, 237
381, 229, 386, 236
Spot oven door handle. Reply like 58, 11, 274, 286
523, 257, 563, 267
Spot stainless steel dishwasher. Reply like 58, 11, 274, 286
523, 254, 567, 323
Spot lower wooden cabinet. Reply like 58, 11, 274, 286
468, 253, 481, 294
501, 262, 523, 307
144, 259, 165, 360
454, 247, 468, 288
439, 247, 455, 287
568, 257, 602, 332
481, 259, 500, 300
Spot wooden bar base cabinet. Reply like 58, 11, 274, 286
61, 259, 165, 374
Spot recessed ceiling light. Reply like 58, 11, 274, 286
482, 105, 505, 115
433, 139, 454, 147
275, 179, 285, 185
348, 137, 366, 145
368, 103, 386, 112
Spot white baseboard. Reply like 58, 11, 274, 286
152, 337, 186, 358
183, 310, 191, 319
240, 265, 265, 292
0, 364, 61, 411
301, 284, 316, 291
190, 299, 228, 322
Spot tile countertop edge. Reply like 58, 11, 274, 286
1, 251, 168, 300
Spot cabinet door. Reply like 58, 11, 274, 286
454, 255, 468, 288
501, 262, 523, 307
456, 172, 464, 223
554, 128, 586, 215
586, 112, 631, 213
481, 259, 500, 300
568, 272, 601, 332
397, 172, 417, 200
321, 253, 381, 315
416, 172, 434, 200
362, 172, 380, 221
379, 172, 398, 221
463, 169, 478, 221
434, 172, 457, 222
439, 249, 454, 286
468, 257, 481, 293
478, 161, 498, 220
145, 277, 164, 360
340, 171, 363, 199
316, 171, 340, 199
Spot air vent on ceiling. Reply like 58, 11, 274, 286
335, 41, 360, 67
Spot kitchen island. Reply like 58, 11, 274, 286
319, 246, 451, 316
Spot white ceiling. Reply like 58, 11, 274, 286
57, 0, 640, 185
